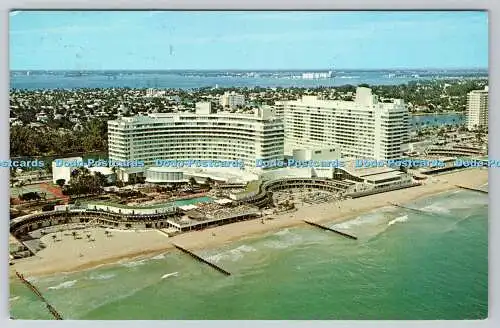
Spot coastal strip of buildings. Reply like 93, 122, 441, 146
48, 85, 488, 191
11, 85, 489, 254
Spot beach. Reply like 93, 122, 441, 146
11, 168, 488, 278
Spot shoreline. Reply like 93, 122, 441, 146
10, 168, 488, 279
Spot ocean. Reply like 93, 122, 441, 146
9, 188, 488, 320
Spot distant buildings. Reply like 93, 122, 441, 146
466, 86, 488, 131
301, 71, 334, 79
220, 91, 245, 108
36, 111, 48, 122
284, 87, 410, 160
145, 88, 166, 97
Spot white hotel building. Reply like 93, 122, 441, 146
220, 91, 245, 108
284, 87, 410, 160
108, 103, 284, 182
466, 86, 488, 131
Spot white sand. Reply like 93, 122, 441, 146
11, 168, 488, 277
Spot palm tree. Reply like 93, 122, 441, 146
94, 171, 108, 188
10, 168, 17, 183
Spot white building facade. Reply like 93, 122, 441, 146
219, 92, 245, 108
466, 86, 489, 131
108, 103, 284, 172
284, 87, 410, 160
52, 157, 83, 185
272, 101, 286, 117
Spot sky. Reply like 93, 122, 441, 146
9, 11, 488, 70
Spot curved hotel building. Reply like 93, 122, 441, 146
108, 103, 284, 181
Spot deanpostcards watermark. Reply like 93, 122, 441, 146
1, 158, 498, 169
255, 158, 499, 169
155, 159, 244, 169
53, 159, 144, 168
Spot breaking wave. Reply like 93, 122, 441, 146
207, 244, 257, 263
151, 253, 166, 260
388, 215, 409, 226
161, 272, 179, 279
48, 280, 77, 290
264, 231, 303, 250
88, 273, 116, 281
120, 259, 147, 268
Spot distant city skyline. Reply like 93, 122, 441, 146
9, 11, 488, 71
9, 67, 490, 72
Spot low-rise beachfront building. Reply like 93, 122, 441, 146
228, 162, 416, 204
52, 157, 83, 185
52, 157, 117, 185
284, 87, 410, 160
145, 167, 187, 184
108, 102, 284, 182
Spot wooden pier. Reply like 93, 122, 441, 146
303, 220, 357, 240
389, 202, 430, 215
456, 185, 488, 194
15, 271, 63, 320
172, 244, 231, 276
